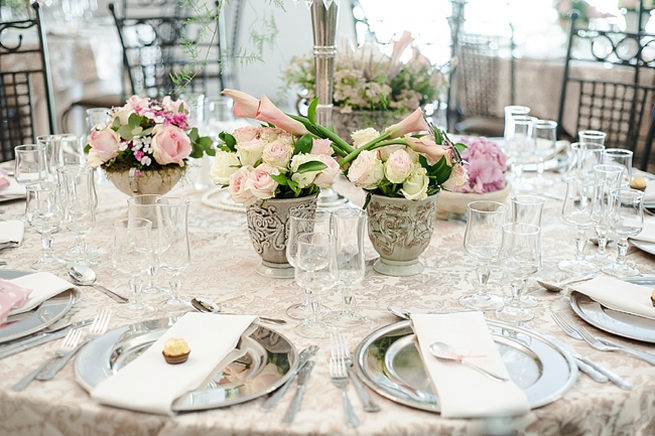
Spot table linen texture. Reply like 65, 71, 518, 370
0, 220, 24, 245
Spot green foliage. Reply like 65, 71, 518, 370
293, 134, 314, 155
296, 160, 327, 174
188, 127, 215, 158
218, 131, 237, 152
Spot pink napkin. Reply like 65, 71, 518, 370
0, 279, 32, 324
0, 169, 9, 191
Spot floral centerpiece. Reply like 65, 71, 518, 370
85, 95, 213, 195
284, 31, 449, 138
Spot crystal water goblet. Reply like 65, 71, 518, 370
285, 209, 332, 320
503, 105, 530, 143
459, 200, 507, 310
294, 232, 335, 339
25, 182, 63, 271
602, 189, 645, 277
326, 207, 367, 327
14, 144, 48, 187
510, 194, 544, 308
112, 217, 155, 316
127, 194, 162, 294
579, 143, 605, 181
558, 176, 598, 274
156, 197, 191, 312
505, 114, 534, 191
589, 164, 623, 266
495, 223, 541, 323
37, 135, 66, 180
578, 130, 606, 147
532, 119, 558, 188
602, 148, 633, 188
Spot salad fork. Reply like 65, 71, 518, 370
36, 308, 112, 381
12, 328, 82, 391
330, 333, 359, 427
331, 332, 380, 412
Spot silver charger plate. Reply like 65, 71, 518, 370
570, 290, 655, 343
629, 239, 655, 256
354, 320, 577, 413
74, 317, 298, 412
0, 270, 78, 343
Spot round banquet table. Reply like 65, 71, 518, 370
0, 172, 654, 435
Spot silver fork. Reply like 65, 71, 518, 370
552, 312, 655, 365
36, 309, 112, 381
330, 334, 359, 427
332, 332, 380, 413
12, 328, 83, 391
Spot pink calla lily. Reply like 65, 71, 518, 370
222, 89, 259, 118
256, 95, 308, 136
385, 108, 429, 138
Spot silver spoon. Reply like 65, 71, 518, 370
535, 273, 595, 293
67, 264, 128, 303
429, 342, 509, 382
190, 297, 287, 325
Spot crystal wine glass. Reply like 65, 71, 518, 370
14, 144, 47, 187
531, 119, 558, 188
602, 188, 645, 277
510, 194, 544, 308
559, 176, 598, 274
127, 194, 162, 294
505, 115, 534, 191
459, 200, 507, 310
25, 182, 63, 271
602, 148, 633, 189
589, 164, 623, 266
495, 223, 541, 323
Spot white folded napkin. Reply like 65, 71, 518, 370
572, 276, 655, 320
7, 272, 73, 315
92, 312, 256, 415
0, 177, 26, 197
411, 312, 529, 418
644, 182, 655, 203
631, 218, 655, 244
0, 220, 25, 245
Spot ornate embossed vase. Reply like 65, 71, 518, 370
105, 166, 185, 196
367, 193, 438, 277
246, 195, 318, 278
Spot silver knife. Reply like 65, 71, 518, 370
261, 345, 319, 411
569, 349, 632, 390
547, 335, 608, 383
0, 319, 92, 360
598, 337, 655, 366
282, 360, 314, 425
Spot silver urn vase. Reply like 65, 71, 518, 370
367, 194, 439, 277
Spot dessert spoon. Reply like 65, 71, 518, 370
428, 342, 509, 382
190, 297, 287, 325
67, 264, 128, 303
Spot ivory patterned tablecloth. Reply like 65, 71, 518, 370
0, 173, 654, 435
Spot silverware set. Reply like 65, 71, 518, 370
330, 332, 359, 428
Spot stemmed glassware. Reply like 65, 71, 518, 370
505, 115, 534, 191
602, 188, 645, 277
510, 194, 544, 308
156, 197, 191, 311
326, 207, 367, 327
25, 182, 63, 271
57, 165, 97, 264
495, 223, 541, 323
285, 209, 332, 320
589, 164, 623, 266
531, 119, 558, 188
559, 176, 598, 274
127, 194, 162, 294
602, 149, 633, 188
112, 217, 155, 316
294, 231, 335, 338
459, 200, 507, 310
14, 144, 48, 187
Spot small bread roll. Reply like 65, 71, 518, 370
631, 176, 647, 191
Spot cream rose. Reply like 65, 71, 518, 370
87, 128, 120, 167
400, 166, 429, 200
228, 166, 255, 204
113, 109, 133, 126
151, 125, 192, 165
384, 149, 413, 184
246, 164, 279, 199
161, 96, 189, 113
262, 139, 293, 170
236, 138, 265, 166
311, 138, 333, 155
232, 126, 260, 143
313, 154, 340, 188
442, 164, 469, 192
290, 154, 320, 189
351, 128, 380, 148
210, 150, 241, 185
347, 150, 384, 189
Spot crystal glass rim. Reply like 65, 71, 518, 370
602, 148, 633, 157
511, 194, 545, 206
593, 163, 624, 175
14, 143, 43, 152
113, 217, 152, 230
504, 105, 531, 115
533, 119, 558, 129
578, 130, 606, 138
466, 200, 507, 214
502, 222, 541, 236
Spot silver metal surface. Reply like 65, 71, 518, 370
74, 317, 298, 412
261, 344, 318, 411
545, 336, 608, 383
629, 239, 655, 256
0, 318, 92, 360
354, 320, 578, 413
570, 291, 655, 343
282, 360, 314, 424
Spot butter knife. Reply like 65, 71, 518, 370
0, 319, 92, 360
261, 345, 318, 411
282, 360, 314, 424
547, 335, 608, 383
569, 348, 632, 390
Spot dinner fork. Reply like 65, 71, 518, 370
552, 312, 655, 366
330, 334, 359, 427
331, 332, 380, 413
36, 308, 112, 381
12, 328, 82, 391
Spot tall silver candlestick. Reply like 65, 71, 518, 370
309, 0, 348, 208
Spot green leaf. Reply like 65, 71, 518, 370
270, 173, 288, 186
287, 179, 300, 195
307, 98, 318, 124
455, 142, 467, 154
362, 192, 372, 210
218, 132, 237, 152
131, 126, 143, 136
118, 125, 134, 140
433, 127, 443, 145
188, 127, 199, 141
141, 127, 154, 136
83, 144, 91, 153
296, 160, 327, 173
128, 113, 140, 129
293, 134, 314, 155
112, 117, 121, 129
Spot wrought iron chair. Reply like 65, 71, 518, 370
0, 2, 55, 162
557, 7, 655, 170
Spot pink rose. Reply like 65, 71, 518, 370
161, 96, 189, 114
347, 150, 384, 189
88, 128, 120, 162
256, 96, 308, 136
222, 89, 259, 119
126, 95, 149, 111
384, 149, 413, 183
228, 166, 255, 204
311, 138, 333, 155
385, 108, 429, 138
404, 135, 452, 165
151, 125, 192, 165
246, 164, 278, 200
388, 31, 414, 78
262, 139, 294, 170
232, 126, 260, 143
313, 154, 340, 188
443, 164, 469, 192
456, 137, 506, 193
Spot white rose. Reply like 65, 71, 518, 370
210, 150, 241, 185
262, 139, 293, 171
400, 166, 429, 200
347, 150, 384, 189
383, 149, 413, 184
289, 154, 319, 189
236, 138, 265, 166
313, 154, 340, 188
351, 128, 380, 148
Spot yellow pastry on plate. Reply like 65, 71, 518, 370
162, 338, 190, 364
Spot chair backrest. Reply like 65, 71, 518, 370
557, 8, 655, 170
109, 1, 225, 100
0, 3, 55, 162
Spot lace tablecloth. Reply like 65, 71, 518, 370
0, 174, 654, 435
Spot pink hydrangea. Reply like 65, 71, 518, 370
455, 137, 507, 194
